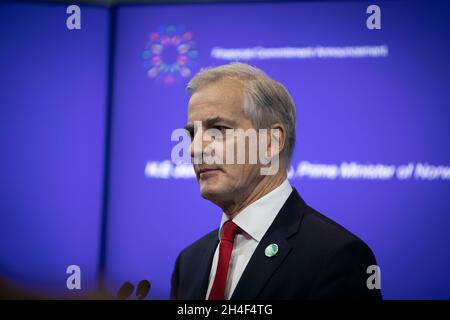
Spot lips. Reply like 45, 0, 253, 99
197, 167, 222, 176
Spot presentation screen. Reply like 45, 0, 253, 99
0, 2, 109, 296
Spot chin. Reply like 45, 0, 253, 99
199, 186, 217, 200
199, 183, 225, 201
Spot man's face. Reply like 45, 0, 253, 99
186, 79, 263, 206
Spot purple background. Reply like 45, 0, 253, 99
0, 3, 109, 295
106, 1, 450, 299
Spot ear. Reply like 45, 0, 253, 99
258, 123, 285, 176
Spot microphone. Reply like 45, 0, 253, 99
117, 281, 134, 300
136, 280, 151, 300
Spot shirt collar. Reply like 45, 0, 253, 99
218, 179, 293, 242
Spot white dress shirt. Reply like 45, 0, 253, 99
205, 179, 293, 299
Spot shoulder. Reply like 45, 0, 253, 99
294, 201, 377, 265
303, 205, 367, 245
297, 205, 381, 299
284, 189, 376, 261
176, 228, 218, 262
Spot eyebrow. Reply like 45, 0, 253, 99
184, 116, 237, 133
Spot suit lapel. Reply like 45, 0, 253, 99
192, 234, 219, 299
231, 188, 306, 300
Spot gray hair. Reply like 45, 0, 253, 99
186, 62, 297, 168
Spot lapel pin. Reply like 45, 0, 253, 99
265, 243, 279, 258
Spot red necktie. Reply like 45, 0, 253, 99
208, 220, 238, 300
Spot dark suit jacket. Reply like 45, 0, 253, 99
171, 188, 382, 300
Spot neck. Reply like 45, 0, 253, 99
222, 171, 287, 219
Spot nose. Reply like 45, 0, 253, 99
189, 128, 206, 164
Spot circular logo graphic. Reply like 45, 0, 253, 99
142, 25, 198, 86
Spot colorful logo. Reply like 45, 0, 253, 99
142, 25, 198, 86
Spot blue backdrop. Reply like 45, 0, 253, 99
0, 2, 109, 296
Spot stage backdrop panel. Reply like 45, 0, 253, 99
106, 0, 449, 299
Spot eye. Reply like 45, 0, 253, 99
213, 125, 230, 133
185, 129, 194, 140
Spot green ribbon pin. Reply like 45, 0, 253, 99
265, 243, 279, 258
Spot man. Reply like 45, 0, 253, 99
171, 62, 382, 300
